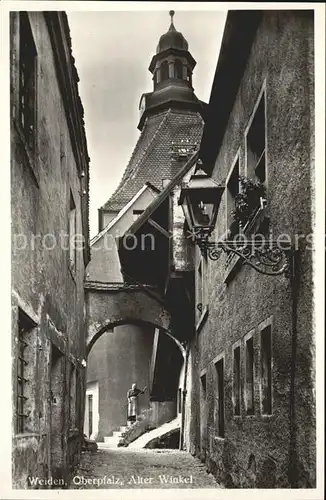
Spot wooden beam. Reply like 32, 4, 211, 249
148, 218, 171, 238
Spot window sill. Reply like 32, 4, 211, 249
213, 436, 225, 442
13, 119, 39, 188
196, 306, 208, 334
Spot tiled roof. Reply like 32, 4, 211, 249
101, 109, 204, 212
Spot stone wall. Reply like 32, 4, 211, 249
11, 12, 88, 488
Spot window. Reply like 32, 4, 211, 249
226, 158, 240, 237
187, 67, 192, 87
69, 191, 76, 272
196, 253, 208, 330
50, 345, 64, 468
88, 394, 93, 437
174, 59, 183, 79
261, 325, 272, 414
246, 91, 266, 184
132, 209, 144, 222
200, 373, 207, 445
19, 12, 37, 154
160, 61, 169, 81
200, 373, 207, 402
245, 336, 255, 415
16, 308, 36, 433
233, 345, 241, 416
69, 364, 76, 428
215, 359, 225, 437
177, 388, 182, 414
76, 369, 81, 424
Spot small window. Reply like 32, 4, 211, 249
19, 12, 37, 154
16, 308, 36, 434
261, 326, 272, 414
200, 373, 207, 399
246, 93, 266, 184
69, 364, 76, 428
132, 209, 144, 222
245, 336, 255, 415
187, 67, 192, 86
196, 254, 208, 328
69, 191, 76, 271
174, 59, 183, 79
226, 159, 240, 237
160, 61, 169, 81
215, 359, 225, 437
75, 368, 81, 423
200, 373, 207, 441
233, 346, 241, 416
177, 388, 182, 414
88, 394, 93, 437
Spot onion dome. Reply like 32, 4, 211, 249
156, 10, 189, 54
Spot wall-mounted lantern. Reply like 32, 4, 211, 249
178, 160, 292, 277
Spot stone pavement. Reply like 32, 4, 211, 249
69, 447, 221, 489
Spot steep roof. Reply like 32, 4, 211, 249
101, 109, 204, 212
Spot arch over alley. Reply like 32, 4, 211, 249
85, 281, 185, 355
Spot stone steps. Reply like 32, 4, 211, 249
101, 425, 129, 448
128, 416, 181, 449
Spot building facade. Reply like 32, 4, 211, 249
112, 9, 315, 488
11, 12, 90, 487
192, 10, 315, 488
85, 12, 204, 440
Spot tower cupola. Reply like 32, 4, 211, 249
156, 10, 189, 53
138, 11, 205, 130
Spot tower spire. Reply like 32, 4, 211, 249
169, 10, 176, 31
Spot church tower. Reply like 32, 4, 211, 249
86, 12, 205, 442
98, 11, 205, 231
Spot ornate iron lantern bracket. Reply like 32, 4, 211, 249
196, 232, 292, 277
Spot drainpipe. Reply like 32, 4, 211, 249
288, 250, 299, 487
179, 342, 190, 451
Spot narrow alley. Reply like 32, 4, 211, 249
70, 448, 220, 489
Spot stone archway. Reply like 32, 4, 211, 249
84, 281, 186, 440
85, 282, 183, 355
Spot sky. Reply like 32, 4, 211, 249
67, 9, 227, 237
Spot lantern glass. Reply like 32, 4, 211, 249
189, 194, 215, 229
179, 167, 225, 237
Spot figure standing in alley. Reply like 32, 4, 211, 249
127, 382, 147, 425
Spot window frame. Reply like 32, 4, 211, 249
225, 150, 241, 237
160, 60, 169, 82
244, 80, 268, 188
196, 250, 209, 332
244, 329, 255, 416
15, 307, 37, 435
232, 340, 242, 417
212, 352, 225, 439
258, 316, 274, 416
69, 190, 77, 277
199, 369, 208, 447
12, 12, 39, 185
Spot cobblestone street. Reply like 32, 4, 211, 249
70, 448, 220, 489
